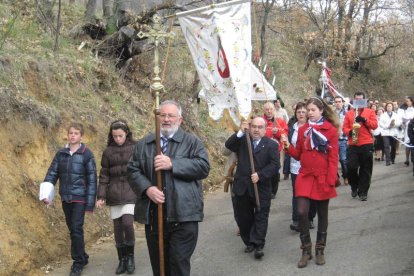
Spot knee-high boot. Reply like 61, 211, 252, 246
298, 234, 312, 268
125, 243, 135, 274
315, 232, 327, 265
115, 244, 127, 274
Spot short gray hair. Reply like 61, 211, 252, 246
160, 100, 182, 117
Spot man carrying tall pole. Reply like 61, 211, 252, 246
128, 14, 210, 276
128, 101, 210, 276
225, 116, 280, 259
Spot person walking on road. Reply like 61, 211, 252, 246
96, 120, 137, 274
285, 102, 316, 232
262, 102, 287, 198
342, 92, 378, 201
281, 97, 339, 268
401, 97, 414, 166
334, 96, 348, 185
40, 122, 97, 276
379, 102, 402, 166
407, 117, 414, 175
225, 117, 280, 260
128, 100, 210, 276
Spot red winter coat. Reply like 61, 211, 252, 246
286, 120, 338, 200
263, 115, 288, 151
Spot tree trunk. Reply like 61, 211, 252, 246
54, 0, 62, 52
259, 0, 276, 60
103, 0, 114, 19
354, 0, 372, 68
85, 0, 97, 21
113, 0, 132, 28
36, 0, 55, 32
342, 0, 358, 64
337, 0, 345, 56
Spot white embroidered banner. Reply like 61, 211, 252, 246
177, 0, 252, 123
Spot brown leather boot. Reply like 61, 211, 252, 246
315, 232, 327, 265
298, 234, 312, 268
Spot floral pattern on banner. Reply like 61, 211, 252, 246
178, 0, 252, 124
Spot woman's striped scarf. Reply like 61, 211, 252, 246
304, 117, 330, 153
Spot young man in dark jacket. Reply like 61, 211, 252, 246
128, 100, 210, 276
42, 122, 97, 276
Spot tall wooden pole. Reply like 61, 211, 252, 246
244, 127, 261, 211
137, 14, 174, 276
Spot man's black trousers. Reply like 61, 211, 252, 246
234, 191, 271, 249
145, 205, 198, 276
347, 144, 374, 196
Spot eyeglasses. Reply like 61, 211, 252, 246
251, 125, 265, 129
160, 113, 178, 119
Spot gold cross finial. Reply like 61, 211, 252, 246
137, 14, 175, 108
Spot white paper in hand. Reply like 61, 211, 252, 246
39, 182, 55, 207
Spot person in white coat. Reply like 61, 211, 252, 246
379, 102, 402, 166
401, 97, 414, 166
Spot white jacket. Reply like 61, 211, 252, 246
372, 115, 382, 136
379, 112, 402, 137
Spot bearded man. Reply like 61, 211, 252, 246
128, 100, 210, 276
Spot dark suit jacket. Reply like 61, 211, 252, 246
225, 133, 280, 200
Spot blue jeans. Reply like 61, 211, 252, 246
62, 202, 88, 267
339, 139, 348, 178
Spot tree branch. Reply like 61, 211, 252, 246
358, 43, 401, 60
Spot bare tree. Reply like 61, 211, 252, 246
259, 0, 276, 60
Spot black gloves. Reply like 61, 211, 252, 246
355, 116, 367, 123
349, 130, 353, 137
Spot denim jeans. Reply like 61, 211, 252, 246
62, 202, 88, 267
338, 139, 348, 178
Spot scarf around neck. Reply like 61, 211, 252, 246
304, 117, 330, 153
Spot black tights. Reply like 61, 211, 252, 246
297, 197, 329, 236
113, 214, 135, 246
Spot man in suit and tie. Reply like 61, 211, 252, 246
225, 116, 280, 259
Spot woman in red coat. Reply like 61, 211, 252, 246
281, 97, 339, 268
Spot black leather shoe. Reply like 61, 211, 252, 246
351, 191, 358, 198
254, 248, 264, 259
244, 245, 255, 253
359, 195, 367, 201
404, 161, 409, 166
69, 265, 83, 276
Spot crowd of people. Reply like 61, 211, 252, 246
37, 96, 413, 276
224, 93, 414, 269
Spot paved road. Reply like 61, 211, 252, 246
50, 154, 414, 276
